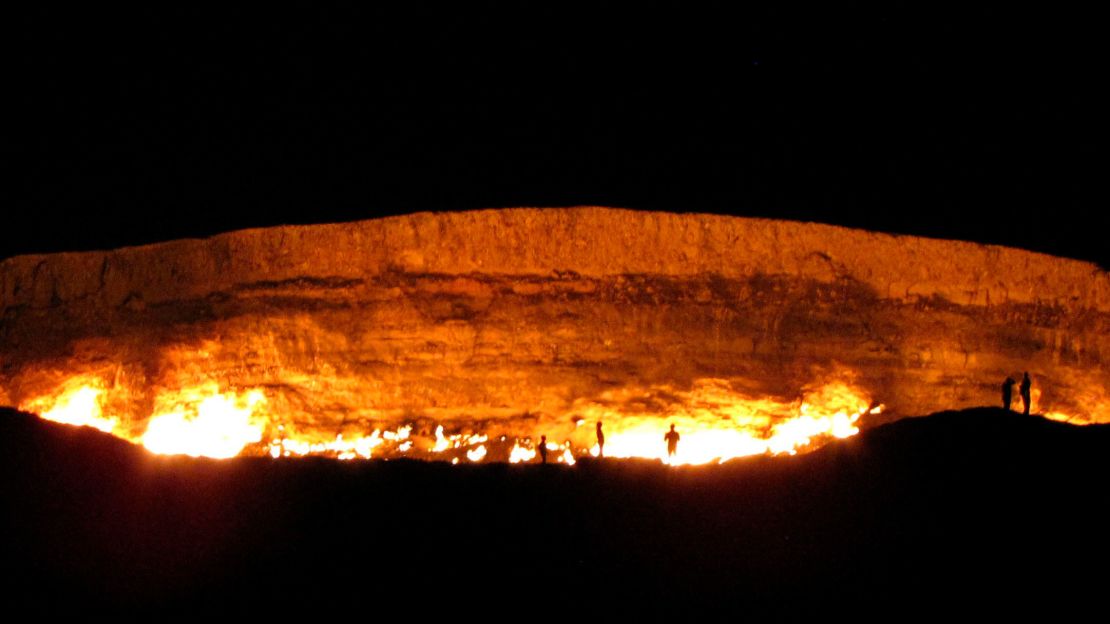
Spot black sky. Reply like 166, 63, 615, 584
11, 7, 1104, 267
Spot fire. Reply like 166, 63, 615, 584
15, 374, 887, 463
509, 441, 537, 463
142, 385, 266, 458
433, 425, 450, 452
559, 448, 576, 465
19, 379, 272, 458
568, 380, 881, 465
53, 369, 1110, 466
20, 377, 118, 434
278, 432, 381, 460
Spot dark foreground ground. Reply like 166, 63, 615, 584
2, 407, 1108, 617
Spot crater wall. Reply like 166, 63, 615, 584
2, 208, 1107, 436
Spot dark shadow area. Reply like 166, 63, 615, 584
3, 406, 1107, 616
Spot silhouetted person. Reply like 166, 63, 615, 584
1002, 377, 1016, 411
664, 424, 680, 457
596, 421, 605, 457
1020, 372, 1032, 415
538, 435, 548, 464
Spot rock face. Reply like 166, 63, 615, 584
2, 208, 1108, 445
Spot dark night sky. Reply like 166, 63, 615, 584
11, 7, 1104, 267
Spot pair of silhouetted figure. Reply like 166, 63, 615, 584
1002, 372, 1032, 415
592, 421, 680, 460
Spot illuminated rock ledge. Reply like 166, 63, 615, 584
1, 208, 1107, 460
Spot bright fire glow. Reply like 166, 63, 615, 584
16, 376, 885, 463
269, 429, 387, 459
433, 425, 450, 452
20, 379, 118, 434
568, 380, 880, 465
509, 441, 537, 463
142, 385, 266, 458
25, 371, 1096, 466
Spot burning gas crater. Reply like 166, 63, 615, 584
4, 210, 1106, 462
21, 375, 880, 465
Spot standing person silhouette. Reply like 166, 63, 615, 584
596, 421, 605, 458
1002, 377, 1016, 411
664, 424, 680, 458
1020, 372, 1032, 415
538, 435, 548, 464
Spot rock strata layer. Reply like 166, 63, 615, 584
2, 208, 1107, 439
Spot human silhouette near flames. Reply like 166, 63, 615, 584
537, 435, 548, 464
1002, 372, 1033, 415
1002, 377, 1016, 411
664, 424, 680, 458
1020, 372, 1032, 415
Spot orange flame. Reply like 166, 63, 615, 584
27, 364, 1105, 465
565, 379, 881, 465
20, 377, 119, 434
14, 373, 897, 464
142, 385, 266, 458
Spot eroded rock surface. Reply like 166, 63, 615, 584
2, 208, 1107, 444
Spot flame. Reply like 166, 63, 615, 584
508, 439, 575, 464
509, 441, 537, 463
142, 385, 266, 458
433, 425, 450, 452
383, 426, 412, 442
20, 369, 1094, 466
20, 379, 118, 434
568, 380, 878, 465
14, 375, 884, 463
268, 429, 386, 459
